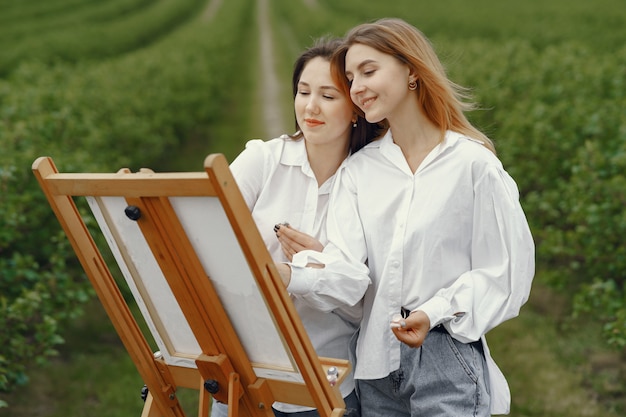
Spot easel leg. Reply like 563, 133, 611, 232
198, 381, 211, 417
141, 392, 162, 417
227, 373, 240, 417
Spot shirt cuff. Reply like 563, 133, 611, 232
286, 264, 316, 295
416, 295, 455, 329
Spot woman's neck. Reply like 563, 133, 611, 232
388, 105, 442, 173
306, 141, 349, 187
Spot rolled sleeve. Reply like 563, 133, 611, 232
419, 163, 535, 343
288, 248, 370, 320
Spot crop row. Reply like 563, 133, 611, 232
0, 0, 254, 396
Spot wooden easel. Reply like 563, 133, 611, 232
32, 154, 349, 417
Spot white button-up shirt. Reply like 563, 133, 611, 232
230, 136, 369, 413
291, 129, 535, 415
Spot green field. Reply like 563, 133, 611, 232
1, 0, 625, 415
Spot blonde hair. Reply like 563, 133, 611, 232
332, 18, 495, 153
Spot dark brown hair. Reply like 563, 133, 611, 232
290, 36, 384, 154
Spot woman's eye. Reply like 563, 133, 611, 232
298, 91, 310, 96
323, 95, 335, 100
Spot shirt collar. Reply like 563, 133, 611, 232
377, 128, 464, 149
278, 136, 339, 192
279, 136, 308, 167
281, 136, 350, 189
372, 129, 470, 174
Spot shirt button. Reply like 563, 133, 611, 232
391, 260, 400, 268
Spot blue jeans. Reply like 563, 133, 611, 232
357, 326, 490, 417
211, 390, 360, 417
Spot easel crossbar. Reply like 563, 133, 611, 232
42, 172, 215, 197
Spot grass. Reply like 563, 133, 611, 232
489, 287, 625, 416
0, 301, 147, 416
0, 301, 201, 416
499, 318, 601, 416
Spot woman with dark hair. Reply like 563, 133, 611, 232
211, 36, 383, 417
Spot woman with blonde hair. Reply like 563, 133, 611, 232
278, 18, 535, 416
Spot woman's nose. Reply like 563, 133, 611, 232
305, 96, 320, 113
350, 79, 364, 96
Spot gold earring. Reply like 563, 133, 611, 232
408, 80, 417, 90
